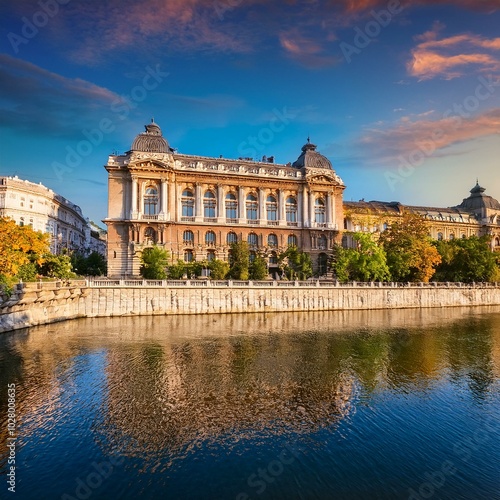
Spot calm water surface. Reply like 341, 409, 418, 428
1, 307, 500, 499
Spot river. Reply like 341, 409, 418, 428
1, 307, 500, 499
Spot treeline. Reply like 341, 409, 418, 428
0, 217, 106, 292
333, 213, 500, 283
140, 242, 314, 281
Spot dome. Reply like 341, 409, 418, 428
457, 182, 500, 211
131, 120, 170, 153
292, 140, 333, 169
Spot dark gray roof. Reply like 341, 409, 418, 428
131, 120, 170, 153
292, 141, 333, 170
456, 182, 500, 211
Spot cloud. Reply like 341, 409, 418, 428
408, 26, 500, 80
0, 54, 120, 138
356, 107, 500, 164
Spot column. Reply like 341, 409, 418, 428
302, 186, 309, 227
217, 184, 225, 223
168, 180, 176, 221
131, 176, 138, 219
297, 191, 303, 228
238, 187, 246, 223
195, 183, 203, 222
326, 193, 332, 228
309, 190, 315, 228
160, 178, 168, 220
258, 187, 266, 225
331, 191, 336, 230
278, 189, 286, 226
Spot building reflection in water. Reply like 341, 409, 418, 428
1, 307, 499, 466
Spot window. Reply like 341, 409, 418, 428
315, 198, 325, 224
246, 194, 258, 220
19, 217, 24, 227
182, 189, 194, 217
144, 227, 156, 243
248, 233, 258, 247
266, 195, 277, 221
462, 234, 467, 239
288, 234, 297, 247
249, 251, 256, 263
205, 231, 216, 246
318, 235, 327, 250
227, 232, 238, 245
204, 191, 216, 218
286, 196, 297, 223
184, 249, 194, 262
207, 250, 216, 262
269, 252, 278, 265
183, 230, 194, 245
144, 186, 158, 215
268, 234, 278, 247
449, 234, 455, 240
225, 193, 238, 219
437, 232, 443, 241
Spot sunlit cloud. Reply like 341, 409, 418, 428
408, 24, 500, 80
356, 107, 500, 164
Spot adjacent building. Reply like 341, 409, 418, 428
0, 176, 107, 256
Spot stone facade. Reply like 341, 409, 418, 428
104, 121, 345, 277
0, 176, 107, 255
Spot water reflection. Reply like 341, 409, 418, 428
1, 307, 500, 498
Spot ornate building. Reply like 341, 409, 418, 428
0, 176, 107, 256
344, 182, 500, 251
104, 121, 346, 277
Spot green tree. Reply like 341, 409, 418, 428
228, 241, 250, 280
249, 253, 268, 280
434, 236, 499, 282
332, 233, 391, 282
379, 213, 441, 282
278, 246, 313, 281
208, 259, 230, 279
71, 251, 107, 276
140, 246, 169, 279
37, 254, 77, 279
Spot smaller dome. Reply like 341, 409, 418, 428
292, 140, 333, 170
131, 119, 170, 153
457, 182, 500, 211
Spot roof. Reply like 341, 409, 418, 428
131, 120, 170, 153
456, 182, 500, 211
292, 141, 333, 170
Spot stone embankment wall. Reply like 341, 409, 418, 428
1, 280, 500, 333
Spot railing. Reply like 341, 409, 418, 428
84, 279, 500, 289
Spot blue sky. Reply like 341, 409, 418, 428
1, 0, 499, 224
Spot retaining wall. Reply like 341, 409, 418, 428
1, 281, 500, 333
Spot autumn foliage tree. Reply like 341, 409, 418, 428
379, 212, 441, 282
0, 217, 49, 286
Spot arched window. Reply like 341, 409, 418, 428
266, 195, 277, 221
462, 234, 467, 239
184, 249, 194, 262
249, 251, 256, 263
204, 191, 216, 218
225, 193, 238, 220
144, 186, 158, 216
227, 232, 238, 245
247, 233, 258, 247
315, 198, 325, 224
495, 237, 500, 247
268, 234, 278, 247
205, 231, 216, 246
19, 217, 24, 227
207, 250, 216, 262
288, 234, 298, 247
437, 232, 443, 241
144, 227, 156, 243
449, 234, 455, 240
383, 222, 388, 231
269, 252, 278, 265
246, 194, 258, 221
183, 230, 194, 245
286, 196, 297, 224
318, 234, 327, 250
182, 189, 194, 217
